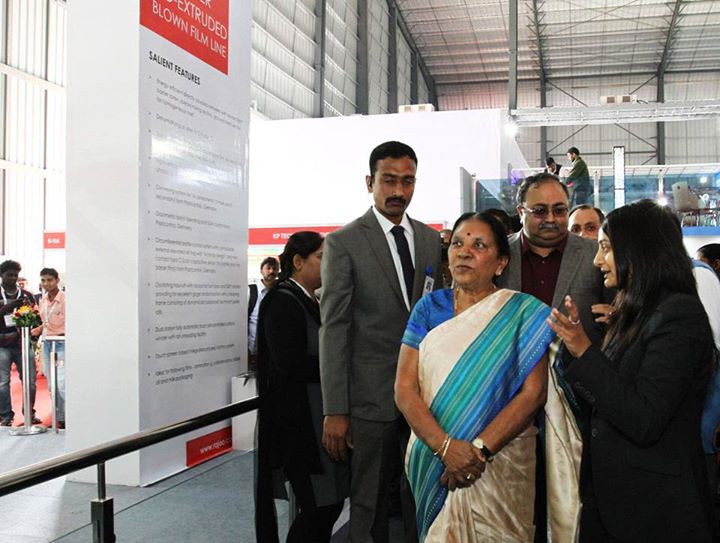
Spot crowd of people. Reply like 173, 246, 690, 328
0, 261, 66, 429
253, 141, 720, 543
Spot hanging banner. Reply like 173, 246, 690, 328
140, 0, 230, 74
138, 0, 251, 484
44, 232, 66, 249
248, 224, 446, 245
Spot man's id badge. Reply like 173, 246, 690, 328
4, 314, 15, 327
422, 266, 435, 296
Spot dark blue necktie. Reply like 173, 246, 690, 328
390, 225, 415, 303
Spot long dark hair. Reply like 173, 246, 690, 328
602, 200, 697, 356
277, 231, 324, 283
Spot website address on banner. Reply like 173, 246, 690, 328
199, 436, 231, 455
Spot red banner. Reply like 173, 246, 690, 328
186, 426, 232, 467
249, 223, 445, 245
140, 0, 229, 74
249, 226, 340, 245
44, 232, 66, 249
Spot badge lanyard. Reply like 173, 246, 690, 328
42, 295, 59, 340
1, 286, 21, 305
1, 286, 21, 329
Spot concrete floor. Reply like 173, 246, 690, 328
0, 430, 360, 542
0, 428, 273, 542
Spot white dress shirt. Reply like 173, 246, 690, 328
289, 278, 317, 301
371, 206, 415, 310
248, 282, 271, 355
694, 264, 720, 351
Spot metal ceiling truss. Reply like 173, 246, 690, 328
396, 0, 720, 87
528, 0, 548, 156
440, 67, 720, 86
657, 0, 686, 162
511, 100, 720, 127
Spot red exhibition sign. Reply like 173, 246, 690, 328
186, 426, 232, 467
249, 223, 445, 245
249, 226, 341, 245
44, 232, 66, 249
140, 0, 230, 74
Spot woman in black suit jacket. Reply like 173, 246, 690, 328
255, 232, 348, 543
549, 200, 715, 543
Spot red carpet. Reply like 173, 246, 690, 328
8, 367, 52, 427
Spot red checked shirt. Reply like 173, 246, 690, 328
520, 233, 567, 307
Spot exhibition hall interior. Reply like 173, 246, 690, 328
0, 0, 719, 541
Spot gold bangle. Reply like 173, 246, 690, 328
433, 433, 449, 457
440, 437, 452, 461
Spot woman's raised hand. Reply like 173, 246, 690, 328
440, 439, 486, 491
548, 295, 592, 358
591, 303, 615, 324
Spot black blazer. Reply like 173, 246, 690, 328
565, 291, 715, 542
255, 281, 322, 543
257, 281, 321, 472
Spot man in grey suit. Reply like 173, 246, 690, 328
319, 141, 441, 543
497, 172, 610, 543
498, 173, 607, 343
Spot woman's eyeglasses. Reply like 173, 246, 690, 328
521, 205, 569, 219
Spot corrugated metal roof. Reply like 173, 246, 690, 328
397, 0, 720, 87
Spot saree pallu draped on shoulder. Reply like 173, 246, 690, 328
406, 289, 555, 542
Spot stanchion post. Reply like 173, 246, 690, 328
92, 462, 116, 543
21, 327, 31, 432
50, 340, 57, 433
10, 327, 46, 436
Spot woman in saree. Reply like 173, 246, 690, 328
395, 212, 556, 542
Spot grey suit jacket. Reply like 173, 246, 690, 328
497, 232, 610, 345
319, 207, 442, 422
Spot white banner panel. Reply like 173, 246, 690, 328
138, 0, 251, 484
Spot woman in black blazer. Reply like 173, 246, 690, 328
549, 200, 715, 542
255, 232, 348, 543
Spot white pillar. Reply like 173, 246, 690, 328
67, 0, 251, 485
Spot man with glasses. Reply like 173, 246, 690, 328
498, 173, 606, 340
497, 173, 609, 543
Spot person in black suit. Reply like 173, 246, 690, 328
549, 199, 715, 542
255, 232, 349, 543
544, 157, 561, 176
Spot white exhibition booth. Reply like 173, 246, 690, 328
57, 0, 718, 489
66, 0, 252, 485
249, 109, 529, 230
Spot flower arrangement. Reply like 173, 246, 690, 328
13, 305, 41, 328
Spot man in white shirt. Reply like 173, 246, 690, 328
319, 141, 441, 543
247, 257, 278, 372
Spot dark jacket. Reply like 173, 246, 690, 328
565, 291, 715, 542
257, 280, 321, 472
255, 280, 322, 542
566, 156, 590, 190
319, 208, 442, 421
0, 288, 35, 347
